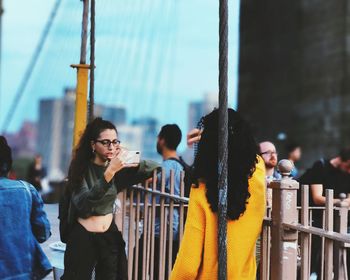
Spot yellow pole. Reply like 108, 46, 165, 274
71, 0, 90, 148
71, 64, 90, 147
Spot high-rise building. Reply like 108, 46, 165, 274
188, 101, 203, 132
38, 88, 76, 179
188, 93, 218, 130
117, 125, 144, 151
59, 89, 76, 177
238, 1, 350, 166
38, 88, 127, 179
132, 117, 160, 162
4, 121, 37, 158
98, 105, 126, 126
184, 93, 218, 164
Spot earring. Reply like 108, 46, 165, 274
92, 148, 95, 153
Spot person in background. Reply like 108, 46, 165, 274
155, 124, 183, 239
299, 147, 350, 210
286, 142, 302, 178
156, 124, 184, 276
137, 124, 185, 280
0, 136, 52, 279
170, 109, 266, 280
259, 141, 281, 207
27, 154, 47, 192
299, 147, 350, 278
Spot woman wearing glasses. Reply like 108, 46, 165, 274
62, 117, 159, 280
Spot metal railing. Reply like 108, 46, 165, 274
118, 161, 350, 280
260, 160, 350, 280
117, 169, 188, 280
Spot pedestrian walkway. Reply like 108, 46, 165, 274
41, 203, 62, 280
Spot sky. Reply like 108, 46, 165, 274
1, 0, 240, 137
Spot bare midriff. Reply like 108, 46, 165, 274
78, 213, 114, 233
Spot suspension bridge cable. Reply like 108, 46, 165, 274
29, 1, 80, 101
129, 0, 161, 114
218, 0, 229, 278
161, 0, 179, 121
33, 3, 81, 162
114, 0, 147, 107
1, 0, 62, 133
111, 0, 147, 108
104, 0, 140, 105
88, 0, 112, 101
49, 2, 81, 90
8, 0, 78, 138
146, 0, 173, 115
80, 0, 89, 64
98, 0, 127, 104
121, 0, 154, 110
89, 0, 95, 120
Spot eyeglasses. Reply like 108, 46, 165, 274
95, 139, 121, 147
261, 151, 278, 157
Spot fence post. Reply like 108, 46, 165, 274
300, 185, 310, 279
260, 208, 271, 280
127, 189, 135, 280
270, 159, 299, 280
334, 193, 349, 280
324, 190, 334, 280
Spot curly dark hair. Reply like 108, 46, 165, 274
193, 108, 259, 220
67, 117, 117, 192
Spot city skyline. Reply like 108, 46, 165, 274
7, 88, 215, 179
1, 0, 240, 136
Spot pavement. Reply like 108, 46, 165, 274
41, 203, 64, 280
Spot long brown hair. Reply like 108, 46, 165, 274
67, 117, 117, 192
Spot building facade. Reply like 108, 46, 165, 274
238, 0, 350, 167
38, 88, 127, 179
184, 93, 218, 164
132, 117, 160, 162
188, 93, 218, 131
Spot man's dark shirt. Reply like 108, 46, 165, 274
300, 159, 350, 203
299, 159, 350, 276
299, 159, 350, 226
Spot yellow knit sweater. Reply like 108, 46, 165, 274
170, 157, 266, 280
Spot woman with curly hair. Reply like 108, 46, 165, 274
62, 117, 159, 280
170, 108, 266, 280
